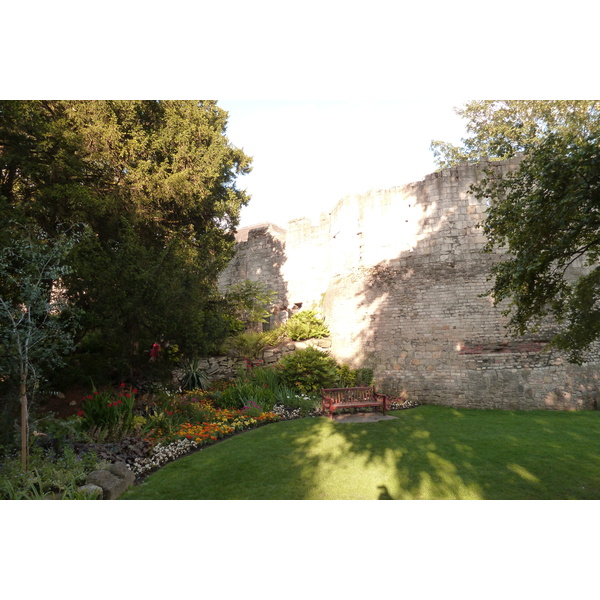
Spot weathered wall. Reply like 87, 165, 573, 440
219, 159, 600, 410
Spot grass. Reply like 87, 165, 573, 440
121, 405, 600, 500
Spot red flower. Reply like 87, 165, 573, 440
125, 393, 130, 398
120, 382, 126, 388
77, 410, 83, 417
132, 388, 138, 394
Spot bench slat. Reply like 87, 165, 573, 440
321, 386, 389, 419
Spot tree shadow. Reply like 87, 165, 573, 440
321, 161, 600, 410
273, 407, 600, 500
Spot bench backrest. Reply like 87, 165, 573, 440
321, 387, 376, 404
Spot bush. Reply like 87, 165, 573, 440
178, 358, 211, 391
336, 365, 373, 387
0, 445, 99, 499
80, 385, 136, 441
284, 310, 330, 341
278, 347, 339, 394
218, 382, 277, 411
142, 392, 218, 437
223, 331, 272, 360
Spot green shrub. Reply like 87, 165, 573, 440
0, 445, 99, 499
244, 365, 284, 389
336, 365, 374, 387
278, 347, 339, 394
284, 310, 330, 341
223, 331, 271, 360
218, 382, 277, 411
144, 392, 218, 433
354, 367, 373, 386
273, 386, 319, 415
179, 358, 211, 391
80, 385, 136, 441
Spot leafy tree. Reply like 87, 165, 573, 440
224, 279, 277, 333
0, 101, 252, 377
0, 229, 79, 468
430, 100, 600, 169
464, 104, 600, 362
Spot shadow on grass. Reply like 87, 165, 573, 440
123, 405, 600, 500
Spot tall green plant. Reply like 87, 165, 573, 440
0, 228, 79, 469
278, 347, 339, 394
80, 385, 136, 441
284, 310, 330, 341
225, 280, 277, 332
179, 358, 211, 391
223, 331, 272, 360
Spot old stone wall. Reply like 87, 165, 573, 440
218, 158, 600, 410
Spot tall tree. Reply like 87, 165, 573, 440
433, 100, 600, 362
0, 100, 252, 376
430, 100, 600, 169
0, 229, 79, 468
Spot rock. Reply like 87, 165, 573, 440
77, 484, 103, 499
86, 466, 132, 500
108, 462, 135, 487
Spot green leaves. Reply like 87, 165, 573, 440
431, 100, 600, 169
1, 101, 253, 375
469, 106, 600, 362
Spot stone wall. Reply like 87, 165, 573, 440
192, 338, 333, 381
218, 158, 600, 410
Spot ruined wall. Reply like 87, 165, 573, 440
219, 159, 600, 410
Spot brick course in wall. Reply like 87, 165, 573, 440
218, 158, 600, 410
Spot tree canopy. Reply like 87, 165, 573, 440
435, 100, 600, 362
0, 100, 252, 379
430, 100, 600, 169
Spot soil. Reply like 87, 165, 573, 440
36, 386, 88, 419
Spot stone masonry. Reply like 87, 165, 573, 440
218, 158, 600, 410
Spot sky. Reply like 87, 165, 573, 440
219, 99, 469, 228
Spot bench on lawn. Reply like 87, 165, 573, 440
321, 386, 390, 420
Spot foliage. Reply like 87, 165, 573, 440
224, 279, 277, 333
0, 228, 80, 466
284, 309, 330, 341
0, 444, 99, 499
79, 384, 136, 441
278, 346, 339, 394
218, 381, 277, 411
241, 400, 264, 417
430, 100, 600, 169
141, 392, 218, 438
243, 365, 283, 389
0, 100, 252, 377
336, 364, 373, 387
178, 358, 211, 392
469, 107, 600, 362
223, 330, 273, 360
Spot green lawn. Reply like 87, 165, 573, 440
121, 405, 600, 500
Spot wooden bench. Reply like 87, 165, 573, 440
321, 386, 390, 420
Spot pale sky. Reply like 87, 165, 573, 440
219, 100, 469, 229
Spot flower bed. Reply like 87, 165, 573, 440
129, 409, 280, 479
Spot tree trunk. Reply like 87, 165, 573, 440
20, 370, 27, 471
